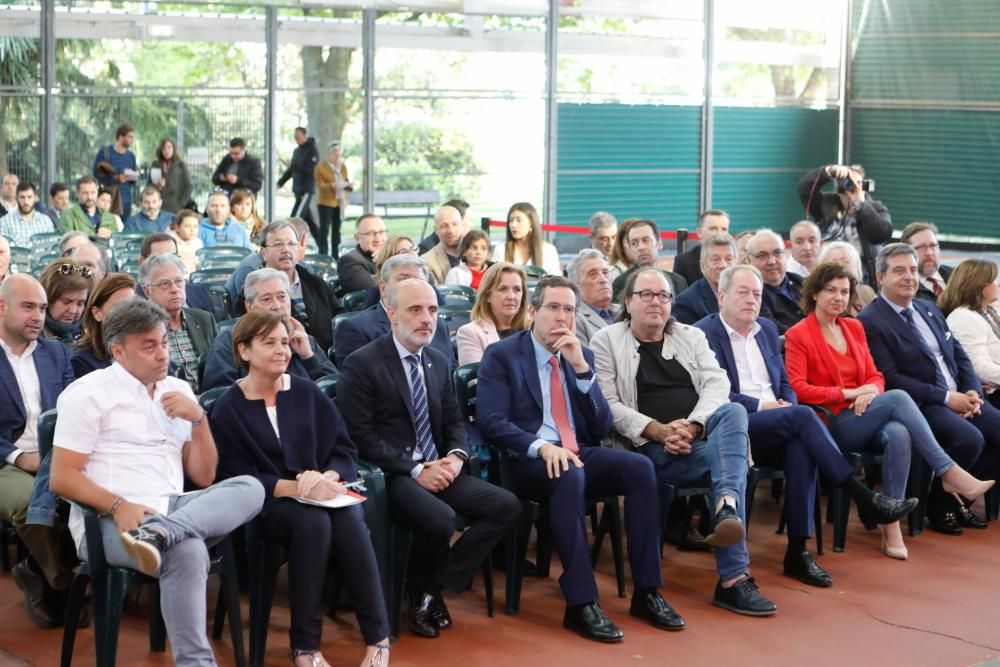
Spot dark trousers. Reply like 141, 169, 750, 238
749, 406, 855, 539
261, 499, 388, 649
387, 472, 520, 596
922, 401, 1000, 513
290, 192, 316, 236
315, 204, 342, 257
508, 446, 661, 607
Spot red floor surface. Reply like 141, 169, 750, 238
0, 493, 997, 667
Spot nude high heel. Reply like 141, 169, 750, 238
941, 469, 995, 503
880, 526, 908, 561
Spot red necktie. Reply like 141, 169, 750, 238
548, 356, 579, 453
930, 277, 944, 297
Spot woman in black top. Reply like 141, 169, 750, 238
209, 312, 389, 667
71, 272, 136, 377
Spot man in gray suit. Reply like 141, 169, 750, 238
568, 249, 620, 346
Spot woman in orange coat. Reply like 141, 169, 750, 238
785, 262, 993, 559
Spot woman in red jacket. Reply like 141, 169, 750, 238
785, 263, 993, 559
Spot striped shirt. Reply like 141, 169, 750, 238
0, 209, 54, 247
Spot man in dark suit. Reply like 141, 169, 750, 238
137, 233, 216, 319
477, 275, 682, 643
336, 213, 386, 293
672, 209, 731, 286
338, 279, 519, 638
610, 219, 687, 301
335, 254, 454, 369
697, 265, 917, 586
900, 221, 953, 303
673, 234, 735, 325
747, 229, 804, 334
859, 243, 1000, 534
0, 274, 78, 627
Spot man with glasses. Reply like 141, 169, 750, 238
610, 219, 687, 301
140, 254, 217, 393
478, 275, 684, 642
900, 221, 952, 304
590, 267, 778, 618
747, 229, 804, 334
198, 190, 251, 249
239, 221, 344, 352
337, 213, 387, 293
137, 232, 216, 319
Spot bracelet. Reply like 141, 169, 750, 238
190, 410, 206, 427
108, 496, 126, 517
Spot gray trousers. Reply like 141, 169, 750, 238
82, 476, 264, 667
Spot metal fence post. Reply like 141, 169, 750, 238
264, 5, 277, 220
699, 0, 715, 214
41, 0, 56, 193
543, 0, 559, 232
362, 8, 376, 215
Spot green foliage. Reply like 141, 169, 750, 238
364, 122, 482, 200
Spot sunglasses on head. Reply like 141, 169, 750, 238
57, 263, 93, 279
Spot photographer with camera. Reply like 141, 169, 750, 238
798, 164, 892, 286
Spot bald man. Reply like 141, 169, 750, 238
0, 235, 10, 285
0, 275, 77, 628
420, 205, 465, 284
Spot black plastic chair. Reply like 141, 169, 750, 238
190, 268, 235, 285
343, 290, 369, 312
196, 245, 252, 259
329, 311, 362, 357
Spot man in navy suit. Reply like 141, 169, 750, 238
477, 275, 683, 643
0, 274, 77, 627
860, 244, 1000, 534
673, 234, 736, 325
335, 254, 454, 369
338, 279, 519, 639
697, 265, 917, 586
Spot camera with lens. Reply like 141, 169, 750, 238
838, 177, 876, 194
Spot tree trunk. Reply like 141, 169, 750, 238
301, 45, 354, 155
0, 96, 9, 176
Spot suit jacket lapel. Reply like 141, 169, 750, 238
710, 319, 740, 393
33, 345, 56, 412
701, 281, 718, 315
877, 298, 934, 363
381, 336, 416, 425
421, 353, 442, 432
519, 332, 544, 411
756, 329, 784, 393
0, 353, 25, 418
806, 315, 843, 383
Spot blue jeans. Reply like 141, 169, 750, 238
26, 450, 58, 527
637, 402, 750, 581
829, 389, 955, 500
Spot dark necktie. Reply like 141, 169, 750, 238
547, 357, 579, 453
901, 307, 948, 390
929, 277, 944, 297
405, 354, 438, 463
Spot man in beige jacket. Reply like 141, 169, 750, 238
421, 205, 465, 284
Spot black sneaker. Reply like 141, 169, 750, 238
705, 504, 744, 548
712, 576, 778, 617
120, 526, 167, 576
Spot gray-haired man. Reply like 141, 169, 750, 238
567, 249, 619, 346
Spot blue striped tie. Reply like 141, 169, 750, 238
405, 355, 438, 463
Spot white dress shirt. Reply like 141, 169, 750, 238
719, 317, 776, 408
0, 338, 41, 464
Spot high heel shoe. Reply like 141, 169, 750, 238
365, 642, 390, 667
291, 649, 330, 667
942, 477, 995, 503
880, 527, 908, 561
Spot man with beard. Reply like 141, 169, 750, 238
58, 177, 116, 238
0, 183, 54, 247
900, 221, 952, 304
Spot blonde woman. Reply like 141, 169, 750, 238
314, 141, 352, 256
456, 262, 529, 365
939, 259, 1000, 407
608, 218, 639, 280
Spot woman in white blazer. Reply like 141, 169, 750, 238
939, 258, 1000, 406
491, 202, 561, 276
456, 262, 530, 366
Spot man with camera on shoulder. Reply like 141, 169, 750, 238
798, 164, 892, 286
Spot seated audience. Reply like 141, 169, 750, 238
818, 241, 876, 316
0, 274, 77, 628
445, 229, 492, 289
786, 220, 822, 278
96, 188, 123, 232
58, 231, 89, 257
38, 259, 95, 346
230, 188, 266, 244
71, 272, 136, 377
566, 249, 617, 346
69, 242, 109, 283
697, 265, 916, 578
747, 229, 804, 334
607, 218, 638, 281
456, 262, 528, 366
50, 299, 265, 667
0, 235, 9, 285
421, 205, 466, 285
0, 172, 15, 217
140, 254, 217, 393
0, 182, 54, 247
940, 259, 1000, 408
591, 268, 775, 617
209, 312, 390, 667
58, 176, 115, 239
672, 210, 731, 285
859, 244, 1000, 534
610, 219, 687, 301
672, 235, 737, 326
44, 182, 70, 222
337, 213, 387, 294
137, 232, 215, 318
733, 230, 754, 265
587, 211, 617, 259
492, 202, 560, 276
419, 198, 472, 255
338, 279, 519, 639
335, 255, 454, 370
226, 216, 311, 308
479, 275, 688, 641
363, 234, 435, 309
901, 221, 951, 303
198, 190, 252, 249
167, 208, 203, 277
123, 185, 174, 234
787, 261, 993, 554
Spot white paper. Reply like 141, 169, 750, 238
150, 167, 162, 183
291, 491, 365, 509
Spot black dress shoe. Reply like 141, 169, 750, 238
712, 576, 777, 617
857, 493, 919, 530
782, 551, 833, 588
563, 602, 624, 643
629, 590, 685, 631
956, 504, 988, 529
409, 594, 440, 638
705, 504, 744, 548
430, 594, 452, 629
12, 560, 59, 629
928, 512, 964, 536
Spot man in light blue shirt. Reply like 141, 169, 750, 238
197, 191, 251, 249
123, 186, 174, 234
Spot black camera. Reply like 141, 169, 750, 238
838, 177, 876, 194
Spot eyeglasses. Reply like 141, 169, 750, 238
539, 303, 577, 315
751, 250, 785, 262
397, 246, 418, 254
146, 278, 186, 291
57, 264, 93, 279
359, 229, 388, 238
631, 290, 672, 304
264, 241, 298, 250
912, 242, 939, 253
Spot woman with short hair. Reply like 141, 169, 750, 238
38, 259, 96, 346
71, 272, 136, 377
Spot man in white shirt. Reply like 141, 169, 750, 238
50, 298, 264, 666
0, 274, 77, 628
696, 265, 917, 588
786, 220, 822, 278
